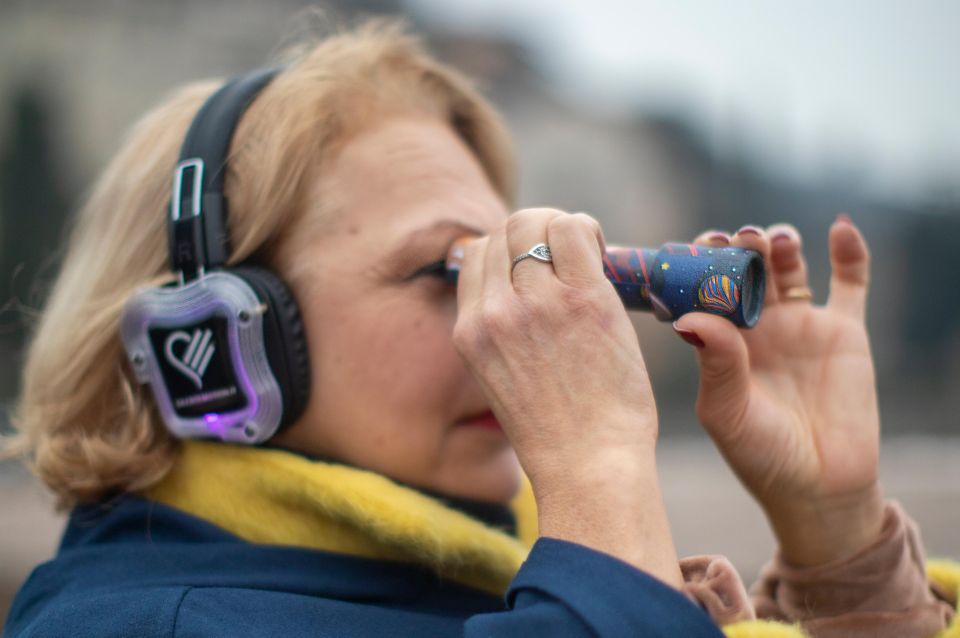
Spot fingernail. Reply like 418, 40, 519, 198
836, 213, 853, 224
672, 322, 705, 348
707, 232, 731, 245
737, 224, 763, 237
770, 230, 794, 244
445, 237, 473, 271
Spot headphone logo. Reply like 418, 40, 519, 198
164, 328, 216, 389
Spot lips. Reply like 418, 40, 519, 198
458, 410, 503, 431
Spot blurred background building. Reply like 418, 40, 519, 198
1, 0, 958, 621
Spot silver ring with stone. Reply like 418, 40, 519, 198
511, 243, 553, 270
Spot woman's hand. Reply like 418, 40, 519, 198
454, 208, 681, 586
673, 215, 884, 567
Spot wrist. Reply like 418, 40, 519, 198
532, 446, 683, 588
766, 482, 886, 567
531, 445, 656, 507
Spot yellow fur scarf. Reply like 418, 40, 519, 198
144, 440, 538, 595
929, 561, 960, 638
144, 441, 960, 637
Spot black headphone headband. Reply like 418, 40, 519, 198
122, 66, 310, 444
169, 67, 281, 280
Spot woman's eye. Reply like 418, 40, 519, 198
410, 259, 447, 280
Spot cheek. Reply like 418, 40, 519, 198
313, 293, 463, 425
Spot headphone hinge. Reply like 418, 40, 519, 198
170, 158, 207, 280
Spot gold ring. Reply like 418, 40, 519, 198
782, 286, 814, 302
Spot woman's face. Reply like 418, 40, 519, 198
270, 116, 521, 503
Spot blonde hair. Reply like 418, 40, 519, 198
5, 19, 516, 509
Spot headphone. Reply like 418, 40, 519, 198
120, 68, 311, 444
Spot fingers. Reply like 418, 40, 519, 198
506, 208, 563, 294
546, 213, 607, 287
463, 209, 610, 310
767, 223, 811, 300
689, 216, 869, 322
695, 225, 814, 308
672, 312, 751, 439
692, 230, 732, 247
482, 222, 512, 300
455, 235, 487, 314
827, 213, 870, 320
730, 224, 779, 306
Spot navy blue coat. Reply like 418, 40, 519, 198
4, 497, 724, 637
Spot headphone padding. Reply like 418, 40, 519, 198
231, 266, 311, 432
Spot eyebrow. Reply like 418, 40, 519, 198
386, 219, 485, 270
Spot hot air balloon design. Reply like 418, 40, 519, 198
698, 274, 740, 314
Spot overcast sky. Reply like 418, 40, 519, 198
408, 0, 960, 202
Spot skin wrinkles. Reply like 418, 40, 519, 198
383, 219, 483, 281
270, 116, 520, 504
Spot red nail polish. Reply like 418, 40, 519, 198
737, 225, 763, 237
836, 213, 852, 224
673, 322, 705, 348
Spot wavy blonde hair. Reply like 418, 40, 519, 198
5, 19, 516, 509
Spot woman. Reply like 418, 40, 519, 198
4, 20, 957, 637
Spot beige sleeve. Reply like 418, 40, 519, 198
750, 501, 954, 638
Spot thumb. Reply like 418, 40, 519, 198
673, 312, 751, 440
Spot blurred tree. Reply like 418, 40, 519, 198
0, 80, 70, 403
900, 210, 960, 388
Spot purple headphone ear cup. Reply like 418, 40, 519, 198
121, 272, 286, 443
230, 266, 310, 431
